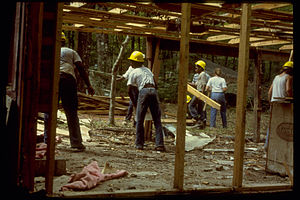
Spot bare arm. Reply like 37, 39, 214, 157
286, 75, 293, 97
268, 83, 273, 102
74, 61, 95, 96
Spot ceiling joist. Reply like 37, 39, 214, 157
62, 3, 293, 52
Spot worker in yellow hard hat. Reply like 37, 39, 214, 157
268, 60, 293, 102
127, 50, 165, 151
264, 60, 293, 151
128, 50, 145, 63
44, 31, 95, 151
61, 31, 66, 41
125, 50, 145, 108
188, 59, 210, 129
282, 61, 293, 71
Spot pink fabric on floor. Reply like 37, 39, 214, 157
35, 143, 47, 159
61, 161, 128, 191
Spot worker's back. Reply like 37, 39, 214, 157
271, 73, 288, 102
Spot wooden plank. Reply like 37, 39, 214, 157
62, 184, 292, 198
161, 118, 194, 124
173, 3, 191, 191
266, 103, 293, 177
232, 3, 251, 188
187, 84, 221, 110
253, 50, 262, 143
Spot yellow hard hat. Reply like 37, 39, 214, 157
61, 32, 66, 41
128, 51, 145, 62
186, 95, 192, 103
195, 60, 206, 70
282, 61, 293, 69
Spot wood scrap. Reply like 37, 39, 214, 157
77, 92, 129, 115
187, 84, 221, 110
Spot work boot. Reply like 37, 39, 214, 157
71, 143, 86, 151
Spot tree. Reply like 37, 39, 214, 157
109, 35, 130, 125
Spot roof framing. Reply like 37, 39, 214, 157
62, 2, 293, 52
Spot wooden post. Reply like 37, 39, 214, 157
146, 37, 153, 69
44, 3, 63, 195
144, 38, 161, 141
253, 49, 262, 143
173, 3, 191, 191
152, 39, 161, 83
232, 3, 251, 188
21, 2, 44, 191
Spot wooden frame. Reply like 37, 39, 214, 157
6, 2, 293, 196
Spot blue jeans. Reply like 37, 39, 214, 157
135, 88, 164, 148
210, 92, 227, 128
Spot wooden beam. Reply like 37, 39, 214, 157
173, 3, 191, 191
187, 84, 221, 110
44, 2, 63, 195
232, 3, 251, 188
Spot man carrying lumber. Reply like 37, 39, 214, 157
117, 65, 139, 126
127, 51, 165, 151
205, 68, 227, 128
188, 60, 210, 129
44, 32, 95, 150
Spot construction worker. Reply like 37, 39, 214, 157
44, 32, 95, 150
264, 61, 293, 151
206, 68, 227, 128
188, 60, 210, 129
268, 61, 293, 102
127, 51, 165, 151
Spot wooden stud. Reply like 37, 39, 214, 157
21, 2, 44, 191
173, 3, 191, 191
253, 49, 262, 143
232, 3, 251, 188
44, 2, 63, 195
152, 39, 161, 83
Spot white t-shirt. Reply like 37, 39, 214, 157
127, 66, 155, 91
122, 66, 134, 80
271, 74, 288, 102
206, 76, 227, 93
60, 47, 82, 80
197, 71, 210, 91
122, 66, 137, 87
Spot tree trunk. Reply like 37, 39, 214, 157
77, 32, 91, 93
109, 35, 130, 125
